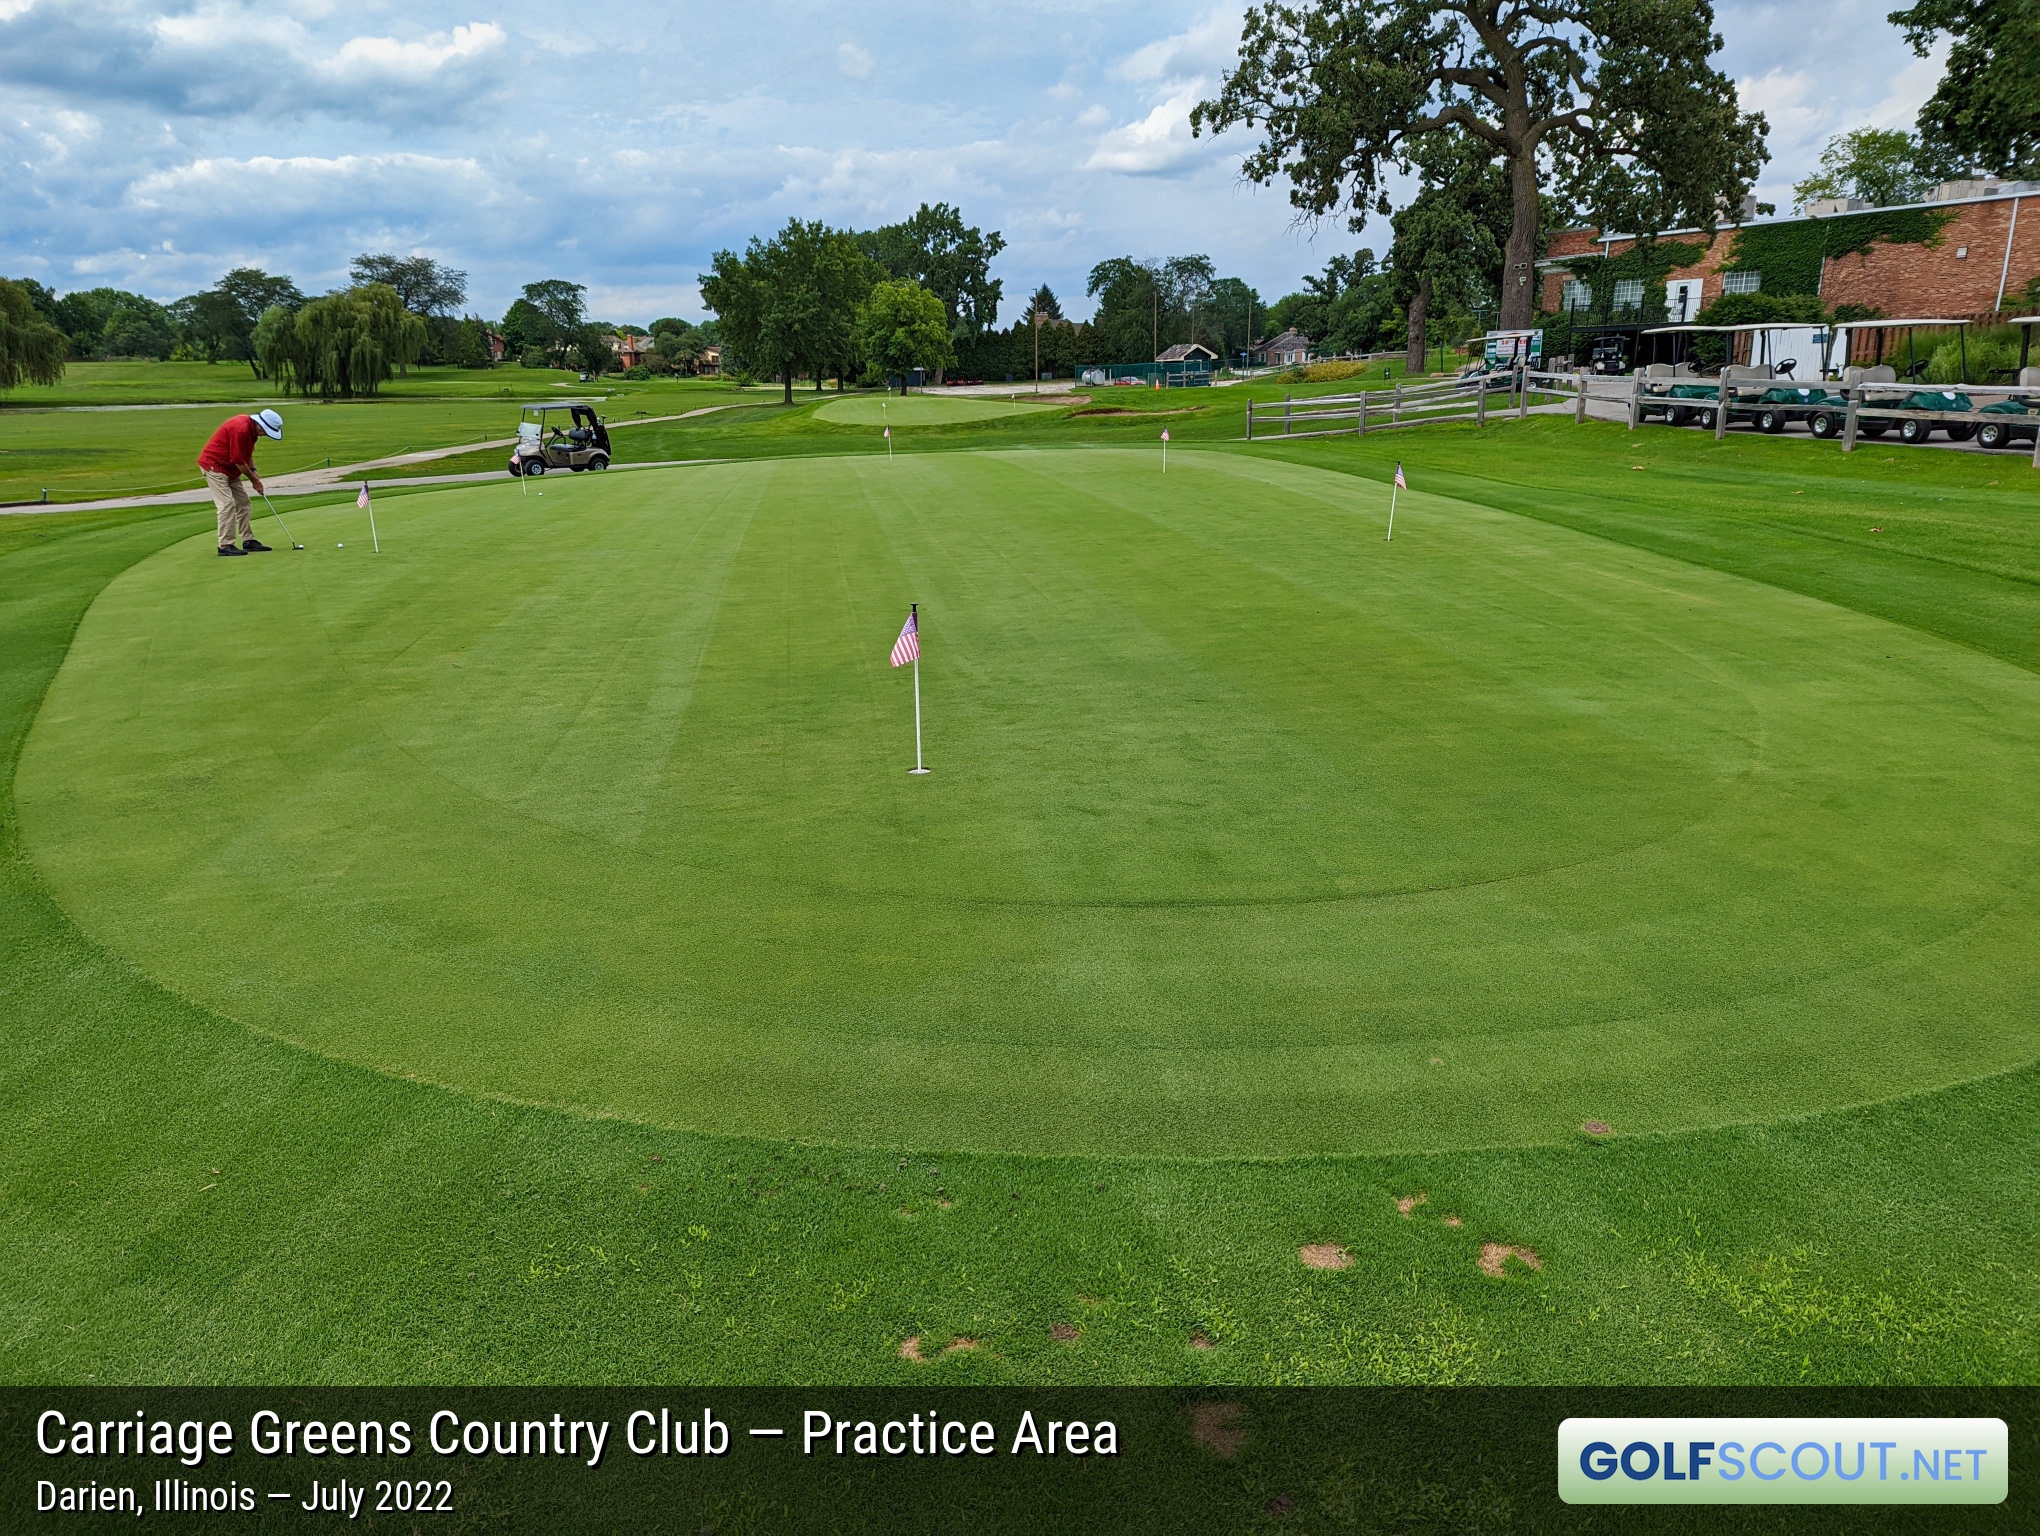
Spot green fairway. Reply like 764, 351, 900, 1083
813, 393, 1059, 424
17, 448, 2037, 1159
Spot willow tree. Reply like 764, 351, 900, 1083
260, 283, 424, 398
0, 279, 67, 391
1192, 1, 1769, 329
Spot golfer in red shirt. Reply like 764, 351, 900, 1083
198, 408, 283, 556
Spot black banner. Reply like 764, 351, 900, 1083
5, 1387, 2031, 1533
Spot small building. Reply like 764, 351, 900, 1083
699, 344, 721, 374
1257, 329, 1314, 367
607, 332, 649, 369
1156, 342, 1217, 364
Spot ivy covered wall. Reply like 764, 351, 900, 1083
1720, 208, 1957, 297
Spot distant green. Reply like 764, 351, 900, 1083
813, 394, 1058, 425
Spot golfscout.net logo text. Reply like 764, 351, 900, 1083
1557, 1418, 2007, 1505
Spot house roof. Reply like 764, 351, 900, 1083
1261, 328, 1313, 350
1156, 342, 1216, 362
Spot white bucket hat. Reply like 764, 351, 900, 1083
253, 408, 283, 440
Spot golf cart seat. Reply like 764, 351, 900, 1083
567, 427, 593, 444
2021, 367, 2040, 387
1722, 364, 1770, 383
1643, 364, 1673, 378
1842, 365, 1897, 387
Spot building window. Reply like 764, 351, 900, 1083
1561, 279, 1592, 312
1612, 279, 1644, 310
1722, 270, 1761, 294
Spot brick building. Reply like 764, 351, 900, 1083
1540, 182, 2040, 329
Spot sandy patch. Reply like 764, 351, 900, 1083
1299, 1244, 1353, 1270
1189, 1401, 1247, 1459
1050, 1323, 1080, 1343
1478, 1243, 1543, 1278
1396, 1193, 1428, 1217
898, 1336, 924, 1362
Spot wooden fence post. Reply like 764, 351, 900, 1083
1284, 394, 1291, 436
1842, 388, 1861, 453
2031, 420, 2039, 470
1627, 377, 1642, 430
1575, 371, 1587, 425
1714, 374, 1730, 441
1477, 383, 1487, 427
1518, 369, 1530, 419
1246, 397, 1254, 441
1393, 381, 1403, 425
1358, 391, 1367, 437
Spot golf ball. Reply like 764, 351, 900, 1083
337, 542, 344, 548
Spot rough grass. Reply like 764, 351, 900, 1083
1, 420, 2035, 1386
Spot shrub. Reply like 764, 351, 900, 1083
1925, 325, 2021, 384
1301, 360, 1371, 382
621, 364, 651, 381
519, 347, 550, 368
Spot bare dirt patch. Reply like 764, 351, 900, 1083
898, 1336, 924, 1362
1189, 1331, 1214, 1351
1396, 1193, 1428, 1217
943, 1337, 979, 1355
1050, 1323, 1080, 1343
1478, 1243, 1544, 1278
1189, 1401, 1247, 1459
1299, 1243, 1354, 1270
1443, 1214, 1463, 1228
1581, 1120, 1612, 1136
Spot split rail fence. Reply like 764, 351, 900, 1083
1242, 368, 2040, 467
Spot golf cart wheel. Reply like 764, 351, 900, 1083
1757, 409, 1786, 434
1668, 405, 1691, 427
1898, 418, 1932, 444
587, 452, 610, 471
524, 457, 546, 476
1809, 411, 1838, 439
1695, 408, 1716, 430
1945, 423, 1976, 443
1976, 422, 2008, 450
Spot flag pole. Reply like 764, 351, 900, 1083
364, 481, 381, 553
908, 602, 928, 774
1386, 482, 1397, 542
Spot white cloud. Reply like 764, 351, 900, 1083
837, 42, 873, 78
1084, 89, 1208, 175
322, 22, 506, 79
1113, 8, 1237, 87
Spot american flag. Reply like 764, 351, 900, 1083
884, 426, 891, 438
357, 482, 372, 509
889, 608, 919, 667
1394, 463, 1406, 490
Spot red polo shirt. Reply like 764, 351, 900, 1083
198, 415, 261, 477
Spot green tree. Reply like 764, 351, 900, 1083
264, 283, 426, 398
1792, 128, 1934, 209
571, 323, 615, 375
1193, 1, 1770, 330
499, 298, 558, 361
1388, 130, 1506, 369
859, 203, 1006, 373
97, 294, 178, 360
0, 278, 68, 390
514, 280, 587, 364
1025, 284, 1063, 323
854, 280, 955, 389
350, 254, 469, 315
171, 289, 248, 363
448, 317, 494, 369
1892, 0, 2040, 178
701, 220, 875, 402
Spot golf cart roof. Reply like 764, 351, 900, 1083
1641, 322, 1828, 335
1830, 318, 1970, 330
2004, 315, 2040, 326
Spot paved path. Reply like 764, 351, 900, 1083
3, 403, 758, 516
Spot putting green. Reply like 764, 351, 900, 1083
813, 394, 1057, 425
17, 450, 2039, 1155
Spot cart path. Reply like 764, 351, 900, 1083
2, 403, 763, 515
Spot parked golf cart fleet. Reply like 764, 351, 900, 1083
1629, 316, 2040, 451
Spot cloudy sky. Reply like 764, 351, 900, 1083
0, 1, 1948, 326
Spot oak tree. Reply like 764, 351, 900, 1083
1192, 1, 1769, 328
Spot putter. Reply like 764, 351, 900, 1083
259, 493, 304, 549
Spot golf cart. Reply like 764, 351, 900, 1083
508, 404, 612, 477
1974, 315, 2040, 451
1827, 319, 1976, 443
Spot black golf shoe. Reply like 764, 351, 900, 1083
242, 538, 272, 552
218, 544, 247, 557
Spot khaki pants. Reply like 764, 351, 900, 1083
205, 469, 252, 548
